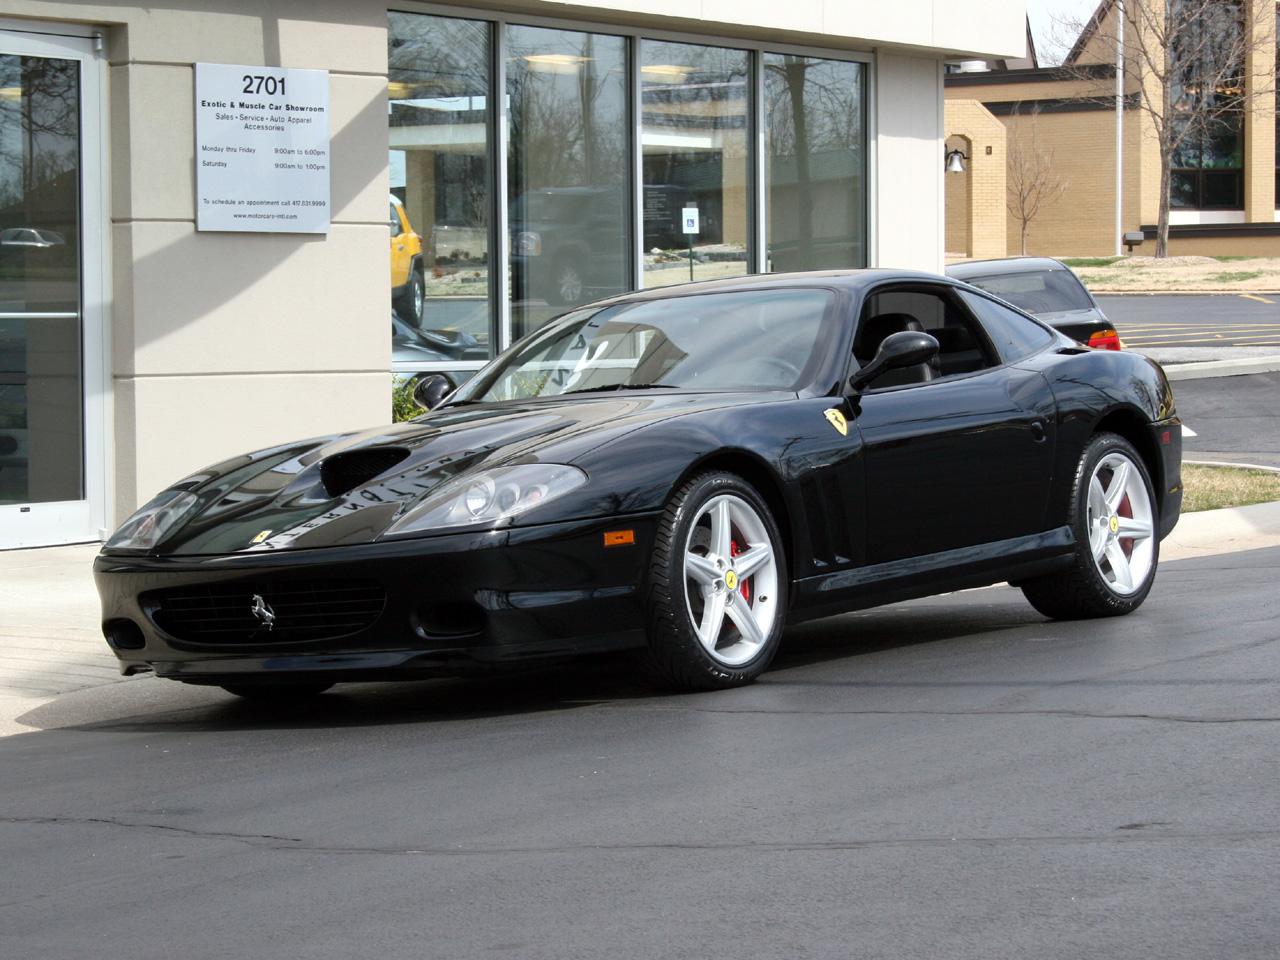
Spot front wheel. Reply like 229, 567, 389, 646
643, 472, 787, 690
1021, 432, 1159, 619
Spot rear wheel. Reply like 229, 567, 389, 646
1021, 432, 1158, 619
220, 682, 334, 700
395, 267, 426, 327
643, 472, 786, 690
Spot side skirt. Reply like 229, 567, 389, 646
788, 526, 1076, 624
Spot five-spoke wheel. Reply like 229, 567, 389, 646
1085, 451, 1156, 596
1022, 432, 1160, 619
645, 472, 787, 689
683, 493, 779, 667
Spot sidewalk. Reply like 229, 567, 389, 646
4, 499, 1280, 736
1138, 347, 1280, 381
0, 544, 117, 736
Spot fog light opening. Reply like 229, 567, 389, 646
412, 602, 487, 640
104, 619, 146, 650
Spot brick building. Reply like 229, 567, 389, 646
945, 0, 1278, 258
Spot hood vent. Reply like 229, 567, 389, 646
320, 447, 410, 497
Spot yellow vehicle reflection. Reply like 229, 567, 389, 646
389, 195, 425, 327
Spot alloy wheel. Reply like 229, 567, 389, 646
683, 493, 779, 666
1086, 451, 1155, 596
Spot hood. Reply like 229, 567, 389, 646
132, 392, 758, 556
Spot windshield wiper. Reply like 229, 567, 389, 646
560, 383, 680, 395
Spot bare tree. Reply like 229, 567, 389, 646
1057, 0, 1274, 257
1006, 106, 1071, 255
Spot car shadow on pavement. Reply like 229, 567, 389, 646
15, 588, 1049, 737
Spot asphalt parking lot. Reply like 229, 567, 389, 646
1098, 293, 1280, 348
1171, 371, 1280, 469
4, 543, 1279, 959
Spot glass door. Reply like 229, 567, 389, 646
0, 26, 104, 548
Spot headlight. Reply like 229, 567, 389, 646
103, 489, 201, 551
384, 463, 586, 537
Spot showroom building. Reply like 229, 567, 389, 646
0, 1, 1024, 549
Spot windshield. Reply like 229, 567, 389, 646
963, 269, 1093, 314
455, 287, 835, 403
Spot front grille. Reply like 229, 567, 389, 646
143, 579, 386, 645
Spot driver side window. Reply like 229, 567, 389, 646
856, 286, 998, 387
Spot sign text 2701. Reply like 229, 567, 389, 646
242, 74, 285, 96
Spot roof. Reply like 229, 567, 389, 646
1064, 0, 1113, 66
946, 257, 1070, 278
589, 269, 952, 306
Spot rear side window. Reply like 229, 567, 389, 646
959, 290, 1057, 363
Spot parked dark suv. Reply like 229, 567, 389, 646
948, 257, 1120, 350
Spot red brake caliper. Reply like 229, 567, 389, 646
730, 540, 751, 604
1118, 492, 1134, 558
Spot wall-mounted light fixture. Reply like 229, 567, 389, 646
944, 148, 968, 174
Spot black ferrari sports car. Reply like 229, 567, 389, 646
95, 270, 1182, 696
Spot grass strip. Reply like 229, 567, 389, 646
1181, 463, 1280, 513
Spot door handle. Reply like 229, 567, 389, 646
1030, 420, 1046, 441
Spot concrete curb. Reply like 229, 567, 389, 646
1160, 498, 1280, 562
1163, 355, 1280, 381
1184, 459, 1280, 474
1090, 290, 1280, 296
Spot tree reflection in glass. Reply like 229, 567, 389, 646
506, 25, 629, 339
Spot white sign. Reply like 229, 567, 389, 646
195, 63, 331, 233
681, 206, 700, 235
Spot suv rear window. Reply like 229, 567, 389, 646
963, 269, 1093, 314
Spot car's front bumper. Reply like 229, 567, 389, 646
94, 514, 659, 684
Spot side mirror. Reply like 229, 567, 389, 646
849, 331, 940, 393
412, 372, 457, 411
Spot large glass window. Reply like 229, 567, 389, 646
641, 41, 750, 288
386, 13, 870, 401
0, 53, 83, 506
507, 25, 629, 341
1169, 0, 1244, 209
764, 54, 866, 271
388, 13, 493, 364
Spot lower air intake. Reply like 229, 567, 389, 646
143, 579, 386, 645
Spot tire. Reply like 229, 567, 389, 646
643, 471, 787, 690
395, 267, 426, 327
1021, 432, 1159, 620
220, 681, 334, 700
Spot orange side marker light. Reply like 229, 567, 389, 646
603, 529, 635, 548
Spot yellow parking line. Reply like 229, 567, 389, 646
1239, 294, 1276, 304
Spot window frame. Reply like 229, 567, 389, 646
954, 287, 1059, 365
388, 2, 875, 382
845, 281, 1003, 394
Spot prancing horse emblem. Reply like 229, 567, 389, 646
250, 594, 276, 631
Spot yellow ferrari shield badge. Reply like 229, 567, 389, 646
823, 408, 848, 437
251, 529, 272, 544
724, 570, 739, 591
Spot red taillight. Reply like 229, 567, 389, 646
1088, 329, 1121, 351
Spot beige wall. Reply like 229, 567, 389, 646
877, 53, 946, 272
943, 101, 1006, 259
